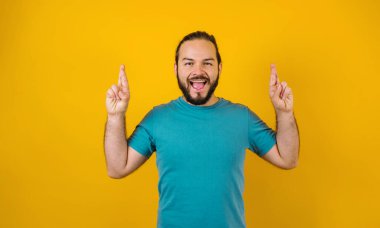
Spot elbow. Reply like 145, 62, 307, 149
107, 169, 128, 179
282, 160, 298, 170
108, 173, 124, 179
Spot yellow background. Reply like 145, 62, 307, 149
1, 0, 379, 227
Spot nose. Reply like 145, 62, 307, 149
191, 63, 206, 76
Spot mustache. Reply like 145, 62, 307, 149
187, 74, 210, 82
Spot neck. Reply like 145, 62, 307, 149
183, 95, 219, 106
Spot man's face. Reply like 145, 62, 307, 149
175, 39, 222, 105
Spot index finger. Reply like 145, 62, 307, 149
270, 64, 279, 86
118, 64, 129, 90
118, 64, 127, 86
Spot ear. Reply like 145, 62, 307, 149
218, 63, 222, 74
174, 63, 177, 75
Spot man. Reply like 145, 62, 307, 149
104, 31, 299, 228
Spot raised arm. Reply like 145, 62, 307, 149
104, 65, 148, 179
261, 64, 300, 169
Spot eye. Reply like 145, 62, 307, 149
204, 62, 212, 66
184, 62, 193, 66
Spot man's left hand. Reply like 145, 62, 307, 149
269, 64, 294, 114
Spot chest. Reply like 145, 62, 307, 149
153, 113, 248, 171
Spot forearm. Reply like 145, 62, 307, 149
104, 114, 128, 177
275, 112, 300, 167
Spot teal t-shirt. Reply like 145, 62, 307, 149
128, 96, 276, 228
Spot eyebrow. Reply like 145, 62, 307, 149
182, 58, 215, 61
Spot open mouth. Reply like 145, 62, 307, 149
189, 79, 207, 90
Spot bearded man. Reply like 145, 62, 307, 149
104, 31, 300, 228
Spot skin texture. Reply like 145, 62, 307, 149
103, 39, 299, 179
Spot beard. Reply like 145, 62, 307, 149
176, 69, 219, 105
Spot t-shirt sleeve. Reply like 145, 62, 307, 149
127, 108, 157, 158
247, 107, 277, 157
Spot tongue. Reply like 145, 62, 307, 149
192, 82, 205, 90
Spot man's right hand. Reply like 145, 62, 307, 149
106, 65, 130, 116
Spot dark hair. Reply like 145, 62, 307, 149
175, 31, 222, 65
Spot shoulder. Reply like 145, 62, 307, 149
151, 98, 177, 113
220, 98, 250, 113
219, 98, 264, 123
143, 98, 178, 120
137, 100, 173, 128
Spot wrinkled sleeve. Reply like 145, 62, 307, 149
247, 107, 277, 157
127, 108, 156, 158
